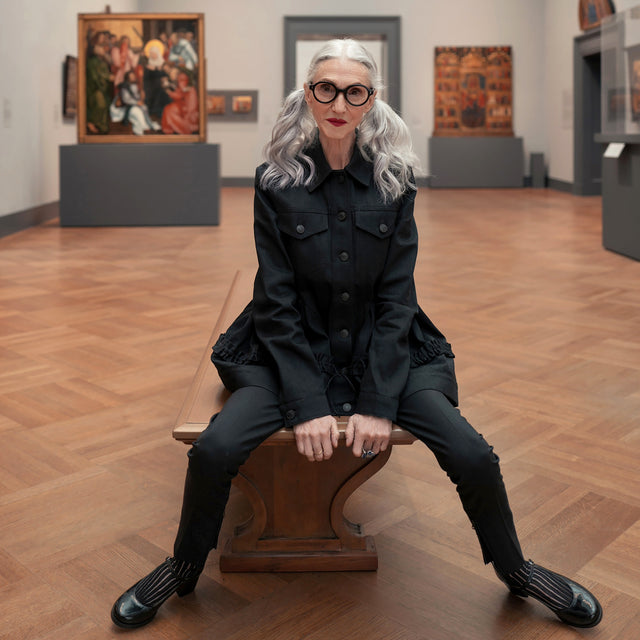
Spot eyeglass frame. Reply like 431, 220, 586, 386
308, 81, 375, 107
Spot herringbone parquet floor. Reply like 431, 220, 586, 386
0, 187, 638, 639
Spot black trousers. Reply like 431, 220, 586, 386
174, 386, 525, 575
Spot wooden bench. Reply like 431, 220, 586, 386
173, 270, 416, 571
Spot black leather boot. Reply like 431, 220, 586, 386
111, 557, 201, 629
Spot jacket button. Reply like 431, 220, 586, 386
339, 328, 350, 338
296, 224, 305, 234
338, 251, 349, 262
337, 210, 347, 221
342, 402, 352, 412
285, 409, 296, 420
379, 223, 389, 233
340, 291, 350, 302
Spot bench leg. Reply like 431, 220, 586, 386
219, 443, 393, 572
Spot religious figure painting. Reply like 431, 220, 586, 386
433, 46, 513, 137
77, 13, 205, 143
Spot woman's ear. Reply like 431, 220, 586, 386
303, 83, 312, 107
363, 90, 377, 114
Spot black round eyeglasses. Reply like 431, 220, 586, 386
308, 81, 374, 107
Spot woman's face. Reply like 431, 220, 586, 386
304, 57, 376, 145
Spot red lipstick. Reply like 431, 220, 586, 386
327, 118, 347, 126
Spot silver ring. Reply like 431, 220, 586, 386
361, 448, 375, 459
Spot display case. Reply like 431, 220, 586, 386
601, 6, 640, 135
596, 6, 640, 261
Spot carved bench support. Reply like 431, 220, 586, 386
173, 270, 416, 572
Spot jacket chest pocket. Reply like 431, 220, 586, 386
354, 211, 396, 279
278, 212, 330, 275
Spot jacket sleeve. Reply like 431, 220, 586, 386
356, 187, 419, 421
251, 173, 331, 428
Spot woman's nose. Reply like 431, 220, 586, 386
331, 93, 348, 112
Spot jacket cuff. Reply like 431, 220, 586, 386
281, 394, 332, 428
356, 392, 398, 422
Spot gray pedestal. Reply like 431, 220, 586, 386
530, 153, 545, 188
428, 137, 524, 188
59, 144, 220, 226
595, 134, 640, 261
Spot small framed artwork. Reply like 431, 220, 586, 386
578, 0, 616, 31
232, 95, 253, 114
206, 93, 226, 115
77, 12, 206, 143
607, 87, 626, 122
206, 90, 258, 122
629, 46, 640, 121
63, 55, 78, 118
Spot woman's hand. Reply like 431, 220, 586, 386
345, 414, 392, 458
293, 415, 339, 462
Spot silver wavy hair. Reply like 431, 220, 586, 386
260, 38, 419, 202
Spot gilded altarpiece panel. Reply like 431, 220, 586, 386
433, 46, 513, 137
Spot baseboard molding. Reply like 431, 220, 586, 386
422, 175, 575, 191
221, 177, 254, 187
0, 202, 59, 239
423, 175, 529, 189
547, 178, 574, 193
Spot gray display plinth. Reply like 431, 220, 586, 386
428, 137, 524, 188
59, 144, 220, 226
595, 134, 640, 261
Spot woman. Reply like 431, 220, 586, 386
111, 39, 602, 630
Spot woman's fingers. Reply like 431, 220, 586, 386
293, 416, 338, 461
294, 415, 391, 460
348, 414, 392, 457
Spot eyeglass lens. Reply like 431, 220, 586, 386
311, 82, 371, 106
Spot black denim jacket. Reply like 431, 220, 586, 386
212, 140, 457, 428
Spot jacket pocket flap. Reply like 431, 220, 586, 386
355, 212, 395, 238
278, 213, 328, 239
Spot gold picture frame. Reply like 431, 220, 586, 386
77, 12, 206, 143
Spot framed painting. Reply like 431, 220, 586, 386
433, 46, 513, 137
579, 0, 616, 31
77, 12, 205, 143
63, 55, 78, 118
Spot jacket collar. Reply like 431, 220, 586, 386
305, 133, 372, 192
